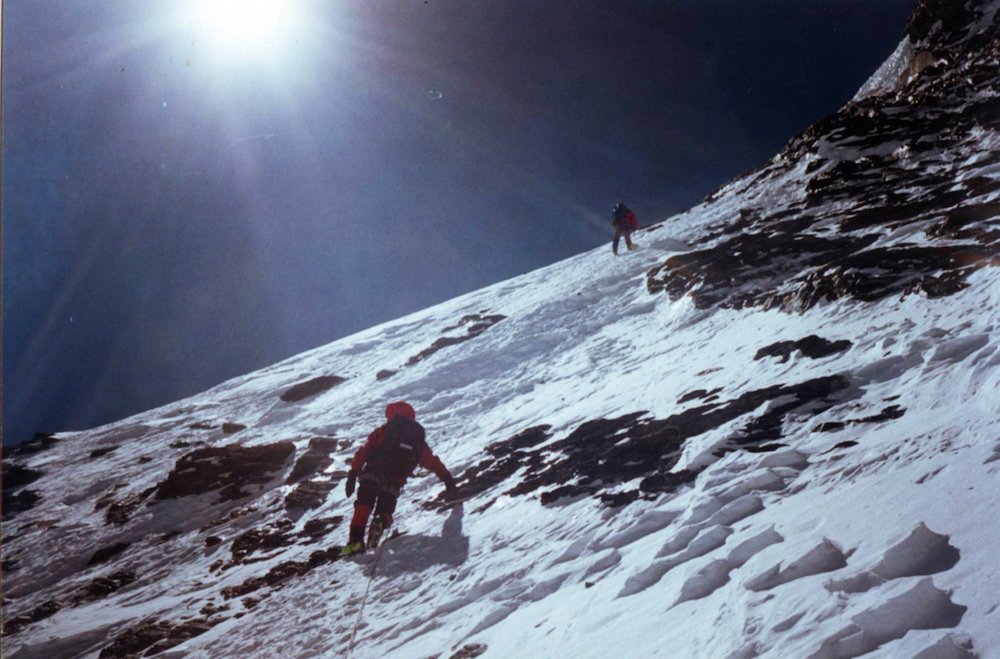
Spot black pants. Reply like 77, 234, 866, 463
613, 221, 633, 253
349, 471, 399, 544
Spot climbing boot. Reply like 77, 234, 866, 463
340, 541, 365, 557
367, 516, 387, 550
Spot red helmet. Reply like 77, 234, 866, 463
385, 401, 416, 422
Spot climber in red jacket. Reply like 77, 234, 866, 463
341, 401, 456, 556
612, 202, 639, 255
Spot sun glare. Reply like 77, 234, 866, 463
188, 0, 303, 63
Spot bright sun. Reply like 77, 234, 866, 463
189, 0, 304, 63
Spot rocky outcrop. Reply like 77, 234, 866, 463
88, 542, 131, 566
435, 375, 847, 510
286, 437, 342, 484
154, 441, 295, 502
285, 479, 336, 511
649, 0, 1000, 316
905, 0, 985, 44
380, 312, 507, 379
104, 487, 156, 526
406, 313, 506, 367
2, 600, 62, 636
230, 521, 295, 563
279, 376, 347, 403
220, 547, 343, 600
755, 336, 852, 362
84, 570, 138, 599
8, 432, 59, 456
98, 618, 221, 659
2, 489, 40, 522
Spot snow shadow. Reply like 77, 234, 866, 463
376, 505, 470, 576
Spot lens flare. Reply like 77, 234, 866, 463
189, 0, 303, 62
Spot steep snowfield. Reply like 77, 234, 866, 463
4, 2, 1000, 658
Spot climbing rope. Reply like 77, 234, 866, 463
346, 541, 387, 658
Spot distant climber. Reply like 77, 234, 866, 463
612, 202, 639, 255
341, 401, 457, 556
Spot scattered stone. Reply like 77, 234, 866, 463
2, 489, 40, 521
155, 441, 295, 502
856, 405, 906, 424
280, 376, 348, 403
189, 422, 217, 430
755, 336, 852, 362
402, 313, 507, 369
2, 599, 62, 636
89, 446, 120, 459
286, 437, 342, 484
231, 523, 295, 563
221, 423, 247, 434
648, 229, 996, 314
429, 376, 848, 509
376, 369, 397, 380
97, 618, 219, 659
285, 480, 336, 511
2, 463, 44, 491
9, 432, 59, 456
94, 491, 117, 511
138, 456, 154, 464
205, 536, 223, 547
2, 557, 20, 573
106, 487, 156, 526
200, 602, 230, 617
88, 542, 131, 566
221, 547, 342, 600
300, 516, 344, 539
85, 570, 138, 599
815, 422, 846, 433
815, 405, 906, 434
451, 645, 488, 659
678, 388, 723, 404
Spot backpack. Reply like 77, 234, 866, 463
613, 204, 630, 221
370, 416, 427, 482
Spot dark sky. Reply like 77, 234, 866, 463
2, 0, 917, 445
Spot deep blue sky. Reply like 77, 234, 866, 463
2, 0, 917, 445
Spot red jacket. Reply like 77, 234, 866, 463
613, 209, 638, 231
351, 425, 452, 486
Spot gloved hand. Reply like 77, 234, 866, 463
345, 470, 357, 498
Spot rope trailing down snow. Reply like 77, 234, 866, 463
347, 541, 387, 658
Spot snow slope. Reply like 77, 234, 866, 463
4, 1, 1000, 658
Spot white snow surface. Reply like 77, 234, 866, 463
5, 8, 1000, 659
855, 37, 917, 102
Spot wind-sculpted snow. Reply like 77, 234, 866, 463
5, 1, 1000, 657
